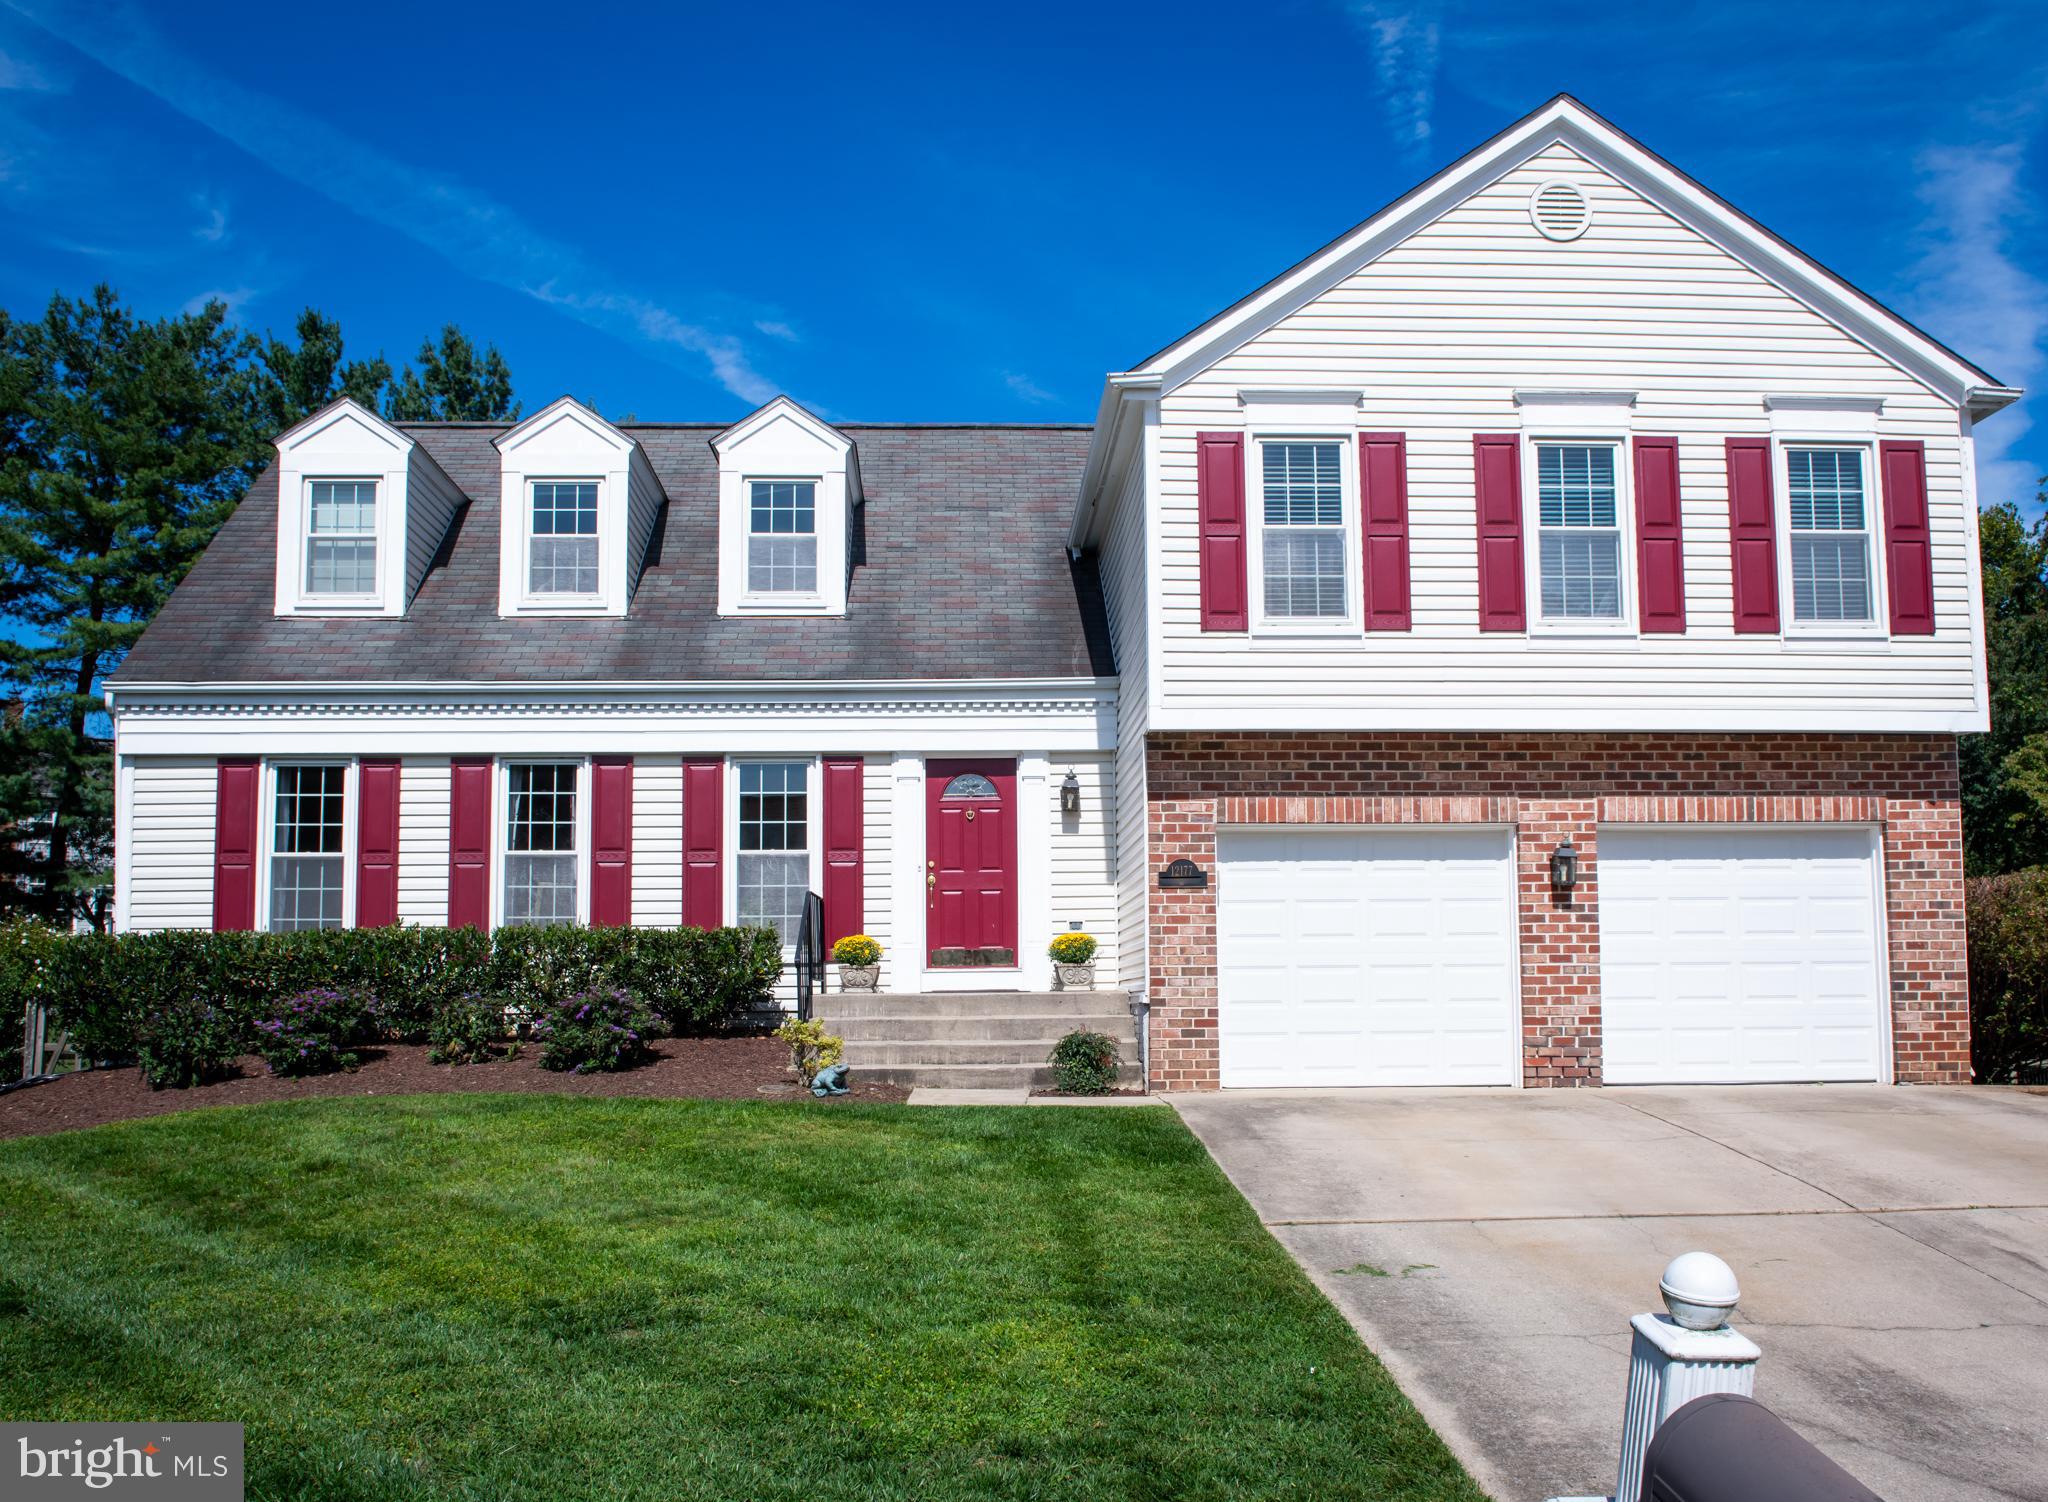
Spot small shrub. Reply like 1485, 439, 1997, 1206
253, 988, 374, 1078
831, 934, 882, 967
1048, 932, 1098, 966
136, 995, 242, 1090
1968, 869, 2048, 1083
532, 987, 658, 1074
1048, 1029, 1119, 1094
774, 1017, 844, 1089
428, 994, 515, 1066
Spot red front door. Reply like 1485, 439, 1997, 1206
926, 758, 1017, 967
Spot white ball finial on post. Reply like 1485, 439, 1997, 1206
1610, 1252, 1761, 1502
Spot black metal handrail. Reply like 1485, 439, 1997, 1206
792, 891, 825, 1021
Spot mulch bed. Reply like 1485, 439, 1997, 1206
0, 1036, 907, 1140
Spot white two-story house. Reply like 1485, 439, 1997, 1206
106, 97, 2016, 1091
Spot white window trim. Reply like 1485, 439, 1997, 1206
299, 478, 384, 607
738, 476, 827, 610
1773, 437, 1888, 641
256, 758, 356, 933
1521, 431, 1638, 638
492, 755, 592, 930
518, 477, 609, 612
725, 755, 823, 956
1246, 432, 1361, 637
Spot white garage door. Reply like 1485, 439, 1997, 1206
1600, 827, 1885, 1085
1216, 828, 1517, 1088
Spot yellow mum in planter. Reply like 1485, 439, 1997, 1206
1048, 933, 1098, 965
831, 934, 882, 967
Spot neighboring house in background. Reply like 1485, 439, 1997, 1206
105, 96, 2018, 1091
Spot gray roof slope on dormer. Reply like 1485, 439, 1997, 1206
113, 422, 1113, 685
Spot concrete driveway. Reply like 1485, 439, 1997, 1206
1171, 1086, 2048, 1502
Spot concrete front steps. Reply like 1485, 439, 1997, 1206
812, 991, 1142, 1092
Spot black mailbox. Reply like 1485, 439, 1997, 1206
1643, 1394, 1880, 1502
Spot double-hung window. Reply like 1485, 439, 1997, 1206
270, 764, 345, 931
305, 481, 377, 595
747, 481, 818, 595
1786, 448, 1873, 625
1536, 443, 1624, 622
504, 762, 579, 926
529, 481, 599, 595
1260, 441, 1347, 620
737, 762, 809, 945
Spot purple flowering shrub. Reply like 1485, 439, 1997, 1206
253, 988, 374, 1078
532, 987, 658, 1074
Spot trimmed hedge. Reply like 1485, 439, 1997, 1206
1967, 869, 2048, 1084
3, 922, 784, 1068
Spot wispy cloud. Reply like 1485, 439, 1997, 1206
1002, 370, 1059, 406
1904, 140, 2047, 509
1341, 3, 1441, 162
754, 319, 798, 342
0, 43, 60, 90
182, 285, 257, 316
191, 191, 227, 243
0, 0, 778, 405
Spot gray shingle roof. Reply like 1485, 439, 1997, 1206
113, 423, 1113, 685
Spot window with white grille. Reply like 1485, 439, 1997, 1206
1536, 443, 1623, 620
270, 764, 345, 931
504, 762, 579, 926
737, 762, 809, 944
1260, 441, 1347, 620
529, 482, 599, 595
305, 481, 377, 595
747, 481, 819, 594
1787, 448, 1873, 623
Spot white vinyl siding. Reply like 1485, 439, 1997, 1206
630, 755, 684, 929
1149, 140, 1978, 730
862, 756, 895, 990
626, 456, 664, 597
1048, 754, 1117, 984
125, 757, 217, 931
1787, 448, 1874, 624
404, 450, 465, 606
397, 758, 451, 925
1099, 452, 1150, 991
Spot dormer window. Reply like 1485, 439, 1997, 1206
529, 480, 601, 595
748, 480, 819, 595
494, 398, 663, 619
712, 397, 859, 617
305, 480, 379, 595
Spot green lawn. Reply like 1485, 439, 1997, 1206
0, 1096, 1481, 1502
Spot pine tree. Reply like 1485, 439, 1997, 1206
0, 287, 273, 925
383, 325, 520, 422
257, 308, 392, 428
1961, 493, 2048, 874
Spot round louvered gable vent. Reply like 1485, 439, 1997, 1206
1530, 180, 1591, 241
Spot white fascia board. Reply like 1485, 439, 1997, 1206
1069, 374, 1160, 550
493, 395, 637, 456
1143, 703, 1988, 735
107, 677, 1122, 757
1133, 97, 2013, 418
710, 395, 851, 456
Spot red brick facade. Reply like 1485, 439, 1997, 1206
1144, 733, 1968, 1091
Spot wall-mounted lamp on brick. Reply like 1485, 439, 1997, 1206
1060, 770, 1081, 816
1550, 839, 1580, 893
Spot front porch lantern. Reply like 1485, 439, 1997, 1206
1550, 839, 1580, 893
1060, 770, 1081, 816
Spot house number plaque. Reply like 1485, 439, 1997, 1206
1158, 859, 1208, 890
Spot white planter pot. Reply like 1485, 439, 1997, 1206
839, 964, 881, 993
1054, 962, 1097, 991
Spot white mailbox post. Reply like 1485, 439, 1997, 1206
1552, 1251, 1762, 1502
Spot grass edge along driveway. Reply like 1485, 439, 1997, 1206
0, 1095, 1483, 1502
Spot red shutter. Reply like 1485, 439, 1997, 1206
681, 758, 723, 929
821, 758, 864, 947
212, 759, 260, 932
1632, 436, 1687, 634
1473, 434, 1525, 631
1196, 431, 1248, 631
1724, 438, 1780, 633
1359, 432, 1412, 630
590, 757, 633, 927
356, 760, 401, 928
447, 758, 492, 930
1880, 440, 1935, 635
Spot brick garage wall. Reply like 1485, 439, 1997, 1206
1145, 733, 1967, 1091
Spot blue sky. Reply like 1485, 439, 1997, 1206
1, 0, 2044, 508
